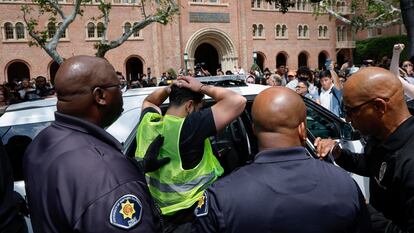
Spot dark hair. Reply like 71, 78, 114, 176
169, 85, 204, 107
297, 80, 309, 88
297, 66, 312, 77
319, 70, 331, 79
35, 76, 46, 81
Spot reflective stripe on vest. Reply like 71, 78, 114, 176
136, 111, 223, 215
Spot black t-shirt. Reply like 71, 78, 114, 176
140, 107, 216, 169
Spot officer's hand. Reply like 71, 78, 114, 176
314, 137, 336, 160
143, 135, 170, 173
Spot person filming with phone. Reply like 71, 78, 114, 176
318, 60, 343, 117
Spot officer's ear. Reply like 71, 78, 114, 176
92, 87, 107, 106
298, 121, 307, 145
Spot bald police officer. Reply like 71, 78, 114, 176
315, 67, 414, 232
23, 56, 167, 233
192, 87, 370, 233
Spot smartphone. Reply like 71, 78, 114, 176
325, 59, 332, 69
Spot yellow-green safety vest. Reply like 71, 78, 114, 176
135, 112, 223, 215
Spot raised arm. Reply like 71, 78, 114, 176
178, 77, 247, 132
390, 44, 414, 98
141, 86, 172, 114
330, 63, 342, 90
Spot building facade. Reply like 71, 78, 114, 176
0, 0, 356, 83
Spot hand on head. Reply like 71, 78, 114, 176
176, 76, 203, 92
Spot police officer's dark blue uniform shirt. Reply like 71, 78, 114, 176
23, 112, 161, 233
192, 147, 370, 233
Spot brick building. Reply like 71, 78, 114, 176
0, 0, 356, 83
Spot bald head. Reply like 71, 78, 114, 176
55, 55, 116, 98
55, 55, 123, 128
252, 87, 306, 149
344, 67, 403, 104
344, 67, 410, 139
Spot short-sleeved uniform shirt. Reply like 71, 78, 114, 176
23, 112, 161, 233
140, 107, 216, 169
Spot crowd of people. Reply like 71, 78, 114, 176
1, 42, 414, 233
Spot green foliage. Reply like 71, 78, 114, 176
354, 35, 409, 65
166, 68, 177, 78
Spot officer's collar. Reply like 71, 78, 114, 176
254, 147, 309, 163
380, 116, 414, 151
54, 112, 123, 152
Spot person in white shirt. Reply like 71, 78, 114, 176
318, 66, 343, 117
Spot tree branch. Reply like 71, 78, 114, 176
23, 7, 64, 63
48, 0, 66, 20
47, 0, 82, 53
100, 0, 109, 43
324, 6, 352, 24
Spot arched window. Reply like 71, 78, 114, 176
133, 22, 140, 37
87, 22, 95, 38
257, 0, 261, 8
318, 26, 323, 37
124, 22, 131, 34
47, 22, 56, 39
251, 0, 255, 8
303, 25, 308, 37
282, 25, 287, 37
323, 26, 328, 37
276, 24, 281, 37
253, 24, 257, 37
258, 24, 264, 37
4, 22, 14, 39
15, 22, 25, 39
296, 0, 301, 10
97, 22, 104, 38
298, 25, 303, 37
301, 0, 306, 10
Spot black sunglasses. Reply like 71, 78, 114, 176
90, 83, 124, 91
342, 97, 389, 116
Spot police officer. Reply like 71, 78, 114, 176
0, 141, 28, 233
135, 76, 246, 231
23, 56, 168, 233
315, 67, 414, 232
192, 87, 370, 233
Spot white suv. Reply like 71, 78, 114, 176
0, 77, 368, 232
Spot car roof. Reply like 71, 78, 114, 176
0, 83, 269, 144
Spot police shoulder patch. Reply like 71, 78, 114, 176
110, 194, 142, 229
194, 191, 208, 217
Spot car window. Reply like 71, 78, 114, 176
0, 122, 51, 145
306, 105, 340, 139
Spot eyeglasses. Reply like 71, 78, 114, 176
90, 83, 125, 92
342, 97, 389, 116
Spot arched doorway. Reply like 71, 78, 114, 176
318, 51, 328, 70
194, 43, 219, 75
185, 28, 238, 73
336, 52, 346, 67
7, 61, 30, 83
298, 52, 308, 67
256, 52, 265, 72
125, 57, 144, 81
49, 61, 60, 85
276, 52, 287, 68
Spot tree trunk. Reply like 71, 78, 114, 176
400, 0, 414, 61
